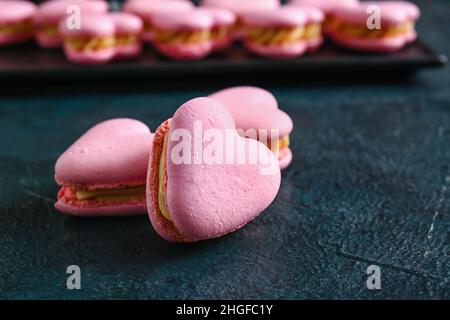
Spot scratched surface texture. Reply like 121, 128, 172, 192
0, 0, 449, 299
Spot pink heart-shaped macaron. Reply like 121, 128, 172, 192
55, 118, 154, 216
209, 86, 293, 169
147, 97, 281, 242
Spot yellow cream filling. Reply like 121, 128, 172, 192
75, 185, 146, 201
154, 29, 210, 44
266, 135, 290, 153
158, 133, 172, 221
304, 23, 322, 40
65, 36, 116, 52
0, 20, 33, 35
115, 34, 139, 46
211, 26, 231, 40
247, 26, 305, 46
334, 20, 414, 39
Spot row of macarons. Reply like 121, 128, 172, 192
55, 86, 292, 242
1, 0, 420, 63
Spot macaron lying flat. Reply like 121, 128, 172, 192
59, 14, 116, 64
152, 10, 214, 60
209, 86, 294, 170
34, 0, 109, 48
242, 7, 308, 59
198, 8, 236, 52
110, 13, 143, 59
288, 0, 359, 34
123, 0, 194, 43
328, 1, 420, 52
148, 98, 281, 242
55, 119, 154, 217
0, 0, 36, 46
201, 0, 280, 39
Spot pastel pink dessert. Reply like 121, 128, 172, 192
201, 0, 280, 39
241, 7, 308, 59
209, 86, 294, 170
152, 10, 214, 61
0, 0, 36, 46
34, 0, 109, 48
110, 13, 143, 59
328, 1, 420, 52
148, 98, 281, 242
123, 0, 194, 43
55, 119, 154, 217
286, 5, 325, 52
288, 0, 359, 34
59, 14, 116, 64
198, 8, 236, 52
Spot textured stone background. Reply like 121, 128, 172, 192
0, 0, 448, 299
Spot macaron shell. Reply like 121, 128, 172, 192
197, 7, 236, 26
333, 2, 410, 26
110, 12, 143, 34
286, 4, 325, 23
123, 0, 194, 20
201, 0, 280, 16
152, 10, 213, 30
278, 148, 293, 170
245, 39, 308, 58
164, 98, 281, 241
55, 198, 147, 216
55, 118, 153, 187
0, 0, 36, 24
59, 14, 115, 37
330, 29, 410, 52
209, 86, 294, 137
365, 1, 420, 21
242, 7, 307, 27
288, 0, 359, 15
34, 0, 109, 24
62, 46, 117, 64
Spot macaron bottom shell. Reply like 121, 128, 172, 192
244, 40, 308, 59
329, 30, 414, 53
154, 41, 213, 61
36, 31, 62, 48
63, 44, 116, 64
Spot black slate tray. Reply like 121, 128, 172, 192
0, 39, 446, 83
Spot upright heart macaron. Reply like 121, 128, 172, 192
209, 86, 294, 170
55, 118, 154, 216
241, 7, 308, 59
152, 9, 214, 61
328, 1, 420, 52
147, 97, 281, 242
34, 0, 109, 48
123, 0, 194, 43
0, 0, 36, 46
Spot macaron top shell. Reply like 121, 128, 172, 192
110, 12, 143, 34
123, 0, 194, 20
201, 0, 280, 15
242, 7, 307, 27
288, 0, 359, 15
333, 2, 411, 26
0, 0, 37, 24
55, 118, 152, 188
209, 86, 294, 137
287, 5, 325, 23
198, 8, 236, 26
152, 10, 214, 31
34, 0, 109, 24
59, 14, 115, 37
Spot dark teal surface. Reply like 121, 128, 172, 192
0, 0, 449, 299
